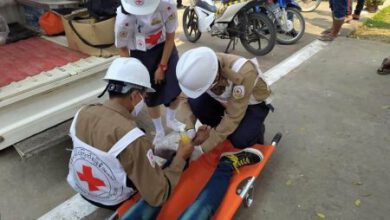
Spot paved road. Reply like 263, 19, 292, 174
1, 2, 390, 220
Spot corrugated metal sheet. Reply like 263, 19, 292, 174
0, 37, 88, 87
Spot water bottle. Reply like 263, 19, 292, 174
180, 130, 191, 145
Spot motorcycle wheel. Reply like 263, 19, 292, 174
240, 13, 276, 56
275, 7, 305, 45
296, 0, 321, 12
183, 7, 202, 43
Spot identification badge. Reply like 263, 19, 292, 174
146, 149, 156, 168
135, 34, 146, 51
233, 85, 245, 99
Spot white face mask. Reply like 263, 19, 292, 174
131, 94, 144, 117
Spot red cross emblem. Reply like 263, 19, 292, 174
146, 31, 162, 45
77, 165, 106, 192
135, 0, 144, 6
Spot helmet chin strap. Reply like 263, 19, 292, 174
121, 4, 130, 15
98, 83, 133, 98
97, 84, 109, 98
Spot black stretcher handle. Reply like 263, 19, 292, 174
271, 132, 282, 147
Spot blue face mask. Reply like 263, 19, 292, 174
131, 93, 144, 117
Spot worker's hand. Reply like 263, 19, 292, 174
176, 140, 194, 160
192, 125, 211, 146
154, 68, 165, 85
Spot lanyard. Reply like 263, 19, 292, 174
135, 18, 142, 33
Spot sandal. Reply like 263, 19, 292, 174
321, 28, 332, 35
345, 15, 353, 23
377, 58, 390, 75
318, 33, 336, 41
352, 14, 360, 20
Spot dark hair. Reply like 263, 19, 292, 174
121, 4, 130, 15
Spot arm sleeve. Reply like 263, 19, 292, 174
202, 63, 258, 152
161, 1, 178, 33
119, 136, 186, 206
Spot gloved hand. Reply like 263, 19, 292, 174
154, 132, 180, 159
186, 129, 196, 139
154, 128, 210, 162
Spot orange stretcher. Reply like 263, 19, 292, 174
113, 133, 282, 220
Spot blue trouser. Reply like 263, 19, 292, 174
121, 159, 234, 220
354, 0, 365, 16
188, 93, 270, 147
329, 0, 348, 20
347, 0, 365, 16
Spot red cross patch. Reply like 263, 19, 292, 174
135, 0, 144, 6
146, 31, 162, 45
77, 165, 106, 192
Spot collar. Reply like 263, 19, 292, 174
103, 100, 134, 120
217, 54, 244, 85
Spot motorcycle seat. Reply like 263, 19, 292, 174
196, 0, 217, 13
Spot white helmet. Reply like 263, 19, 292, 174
176, 47, 218, 98
121, 0, 160, 16
104, 57, 155, 92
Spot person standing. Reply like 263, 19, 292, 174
177, 0, 184, 9
319, 0, 348, 41
115, 0, 185, 144
346, 0, 366, 22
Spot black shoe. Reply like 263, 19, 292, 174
287, 29, 298, 37
220, 148, 263, 172
177, 4, 185, 9
378, 58, 390, 75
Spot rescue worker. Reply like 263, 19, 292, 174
67, 57, 201, 210
115, 0, 185, 144
176, 47, 273, 153
67, 57, 263, 219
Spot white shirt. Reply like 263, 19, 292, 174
114, 0, 178, 51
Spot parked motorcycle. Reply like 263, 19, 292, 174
296, 0, 321, 12
182, 0, 276, 56
266, 0, 305, 45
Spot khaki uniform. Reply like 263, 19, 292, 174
75, 100, 186, 206
182, 53, 271, 152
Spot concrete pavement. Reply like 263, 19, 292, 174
235, 37, 390, 220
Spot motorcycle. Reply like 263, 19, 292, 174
265, 0, 305, 45
182, 0, 276, 56
296, 0, 321, 12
